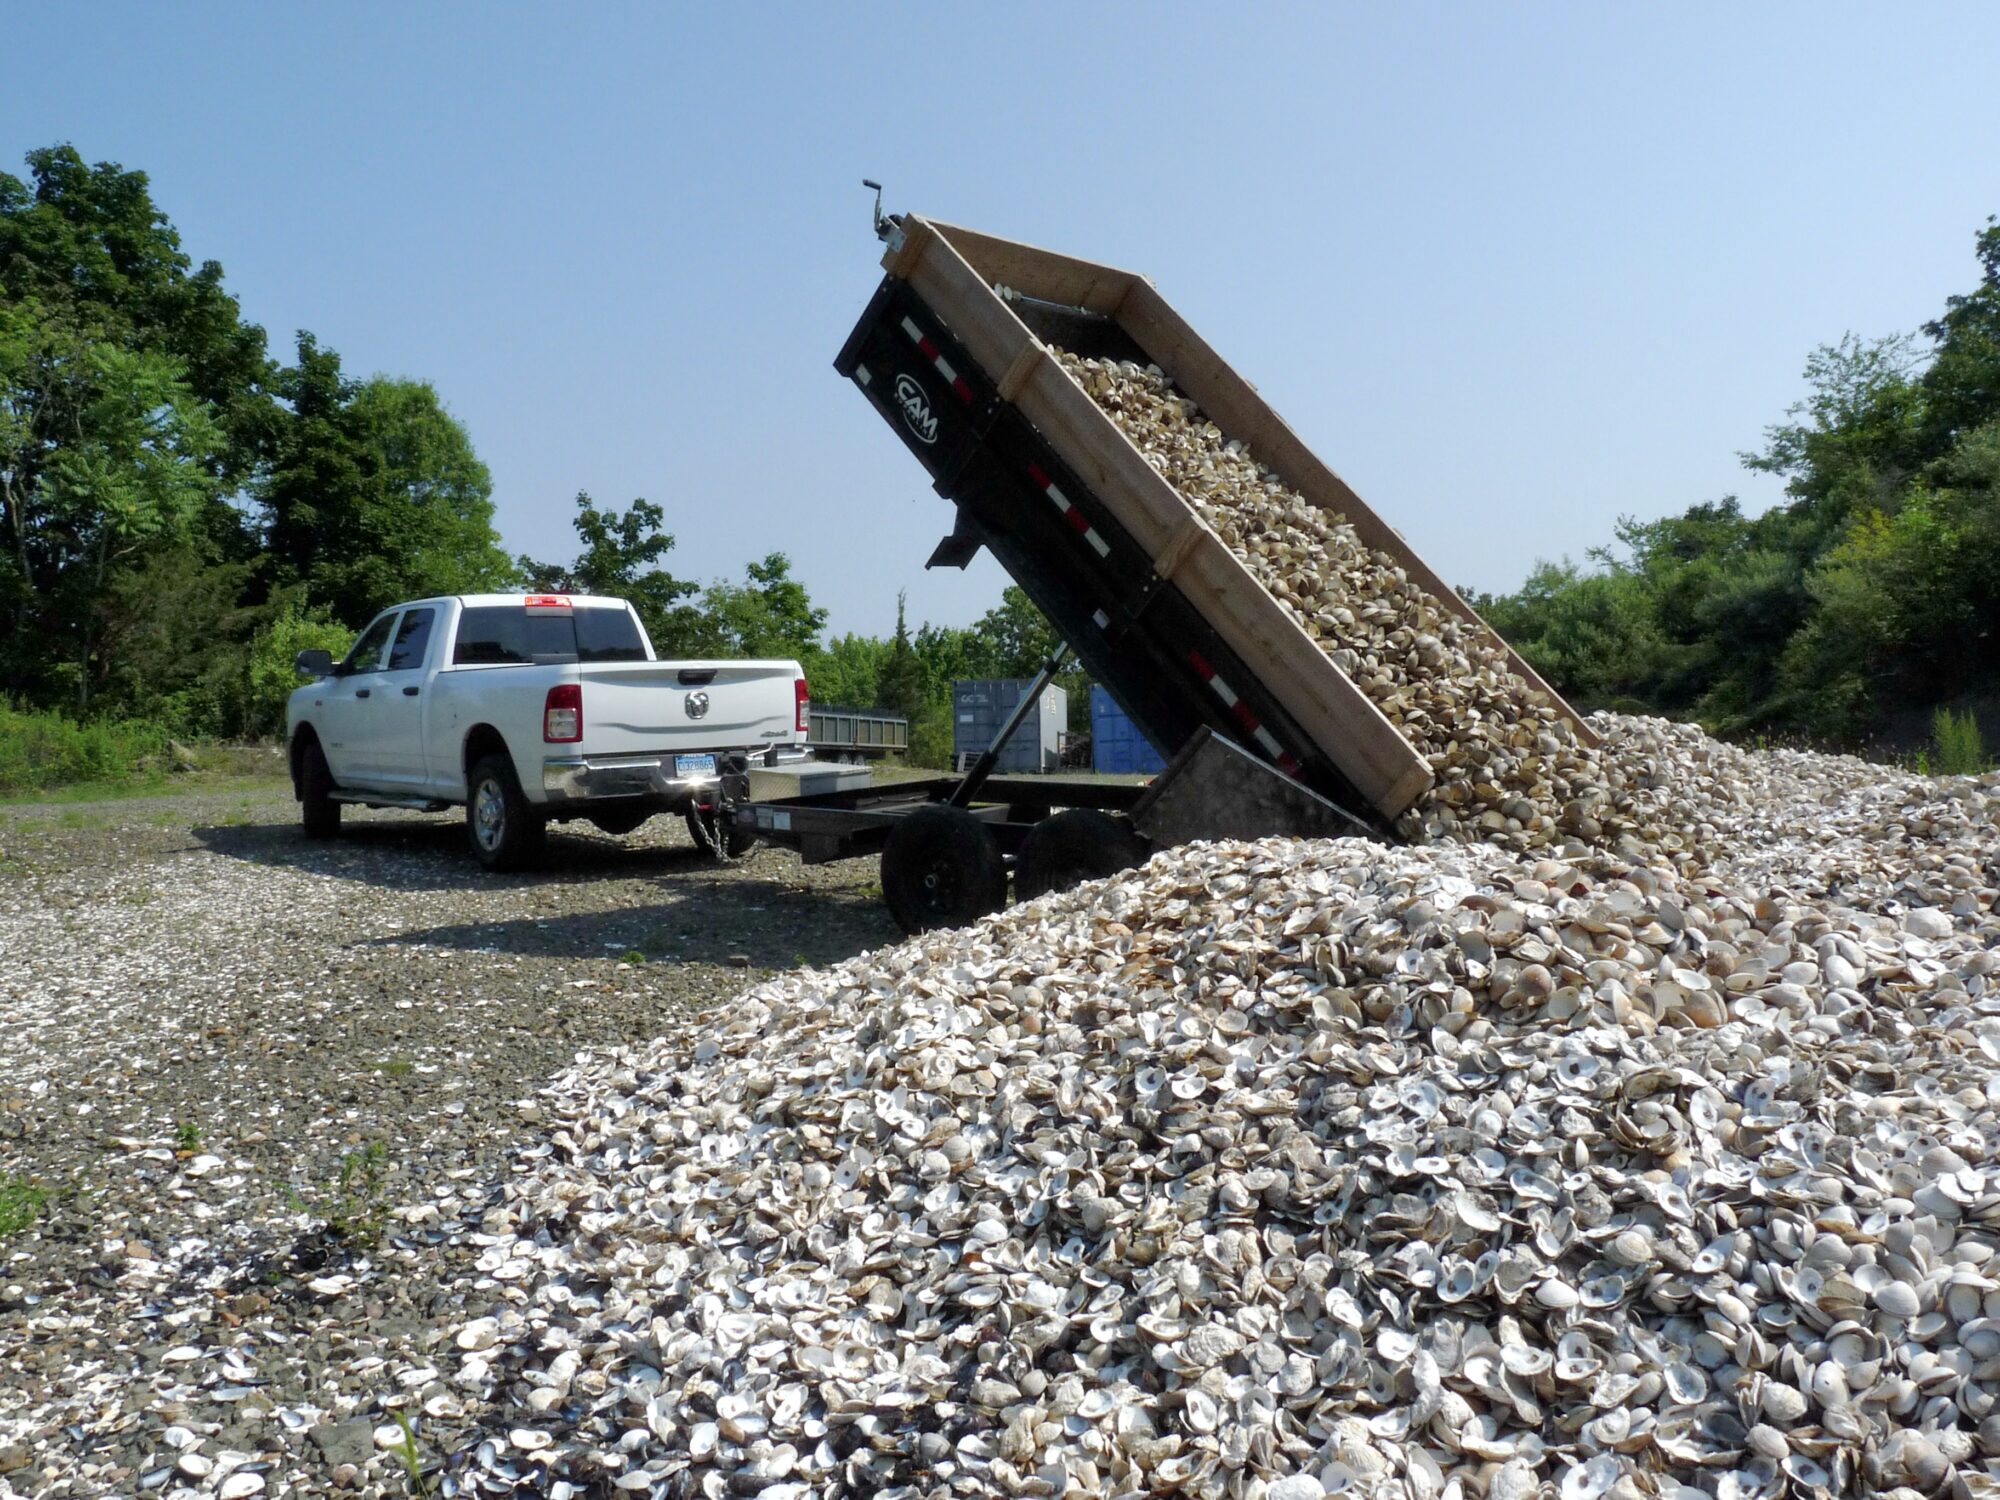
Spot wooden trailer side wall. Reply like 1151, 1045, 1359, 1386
903, 219, 1596, 750
887, 217, 1434, 818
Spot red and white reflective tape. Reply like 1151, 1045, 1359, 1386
900, 317, 974, 404
1186, 650, 1300, 774
1025, 463, 1111, 558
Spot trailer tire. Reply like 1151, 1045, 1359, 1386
881, 806, 1007, 935
1014, 809, 1151, 901
299, 741, 341, 841
467, 753, 545, 871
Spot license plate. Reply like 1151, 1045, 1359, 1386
674, 753, 718, 779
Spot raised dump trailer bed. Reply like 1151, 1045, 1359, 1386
744, 211, 1593, 931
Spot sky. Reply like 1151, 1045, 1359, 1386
4, 5, 1997, 638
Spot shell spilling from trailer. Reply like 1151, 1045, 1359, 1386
835, 215, 1593, 835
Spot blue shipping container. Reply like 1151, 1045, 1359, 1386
1090, 685, 1168, 775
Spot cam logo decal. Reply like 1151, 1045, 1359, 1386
894, 373, 939, 445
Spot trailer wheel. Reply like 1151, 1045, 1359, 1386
1014, 809, 1152, 901
881, 806, 1007, 935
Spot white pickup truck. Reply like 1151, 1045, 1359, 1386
286, 593, 806, 869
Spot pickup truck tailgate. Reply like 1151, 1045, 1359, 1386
579, 660, 798, 753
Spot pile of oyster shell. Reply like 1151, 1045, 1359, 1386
443, 775, 2000, 1498
432, 356, 2000, 1500
1054, 352, 1771, 872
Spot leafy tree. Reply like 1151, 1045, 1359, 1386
0, 146, 275, 491
260, 334, 513, 624
804, 632, 891, 710
519, 492, 699, 652
0, 319, 223, 706
689, 553, 828, 658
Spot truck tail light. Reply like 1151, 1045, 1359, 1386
795, 675, 810, 734
544, 683, 582, 743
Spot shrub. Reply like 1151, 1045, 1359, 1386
1932, 707, 1992, 776
0, 704, 170, 795
242, 607, 352, 740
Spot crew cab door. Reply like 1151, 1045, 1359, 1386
315, 609, 399, 784
369, 605, 440, 790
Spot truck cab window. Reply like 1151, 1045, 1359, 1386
343, 612, 399, 675
575, 607, 648, 662
389, 607, 437, 671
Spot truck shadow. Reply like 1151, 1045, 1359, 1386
361, 880, 898, 971
189, 814, 767, 892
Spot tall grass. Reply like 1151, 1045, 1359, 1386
1932, 707, 1992, 777
0, 703, 170, 796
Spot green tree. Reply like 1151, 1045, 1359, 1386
875, 593, 927, 721
518, 492, 699, 652
1, 146, 275, 713
260, 334, 513, 624
690, 553, 828, 658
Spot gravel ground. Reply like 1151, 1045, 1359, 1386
0, 773, 898, 1497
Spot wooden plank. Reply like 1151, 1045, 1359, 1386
899, 220, 1433, 819
923, 218, 1138, 314
1117, 280, 1599, 746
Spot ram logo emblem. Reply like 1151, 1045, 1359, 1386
894, 373, 939, 445
684, 691, 710, 720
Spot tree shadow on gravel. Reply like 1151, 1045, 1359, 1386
365, 877, 898, 969
189, 815, 741, 892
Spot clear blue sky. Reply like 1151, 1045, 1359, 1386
5, 5, 1996, 638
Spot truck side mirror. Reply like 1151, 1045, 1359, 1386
295, 648, 335, 678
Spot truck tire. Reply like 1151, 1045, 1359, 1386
880, 806, 1007, 935
299, 741, 341, 841
588, 807, 651, 837
467, 753, 545, 871
1014, 809, 1151, 902
685, 804, 758, 860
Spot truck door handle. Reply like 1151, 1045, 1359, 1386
403, 686, 420, 697
354, 688, 370, 699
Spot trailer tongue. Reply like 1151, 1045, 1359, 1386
742, 210, 1592, 933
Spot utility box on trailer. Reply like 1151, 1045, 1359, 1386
953, 679, 1065, 773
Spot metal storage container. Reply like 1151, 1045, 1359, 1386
1090, 685, 1167, 775
953, 679, 1066, 773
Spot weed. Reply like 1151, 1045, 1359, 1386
621, 948, 647, 965
173, 1120, 202, 1153
1932, 707, 1992, 777
793, 952, 808, 966
289, 1141, 394, 1247
374, 1058, 415, 1079
0, 1176, 46, 1239
388, 1408, 431, 1498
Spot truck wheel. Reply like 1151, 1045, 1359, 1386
299, 742, 341, 840
588, 808, 650, 837
880, 806, 1007, 935
1014, 809, 1151, 901
467, 753, 545, 871
685, 804, 758, 860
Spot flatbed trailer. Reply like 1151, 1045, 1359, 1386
742, 208, 1593, 933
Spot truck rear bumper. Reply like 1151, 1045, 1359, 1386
541, 751, 750, 805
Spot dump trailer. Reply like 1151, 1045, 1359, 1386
741, 210, 1592, 933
